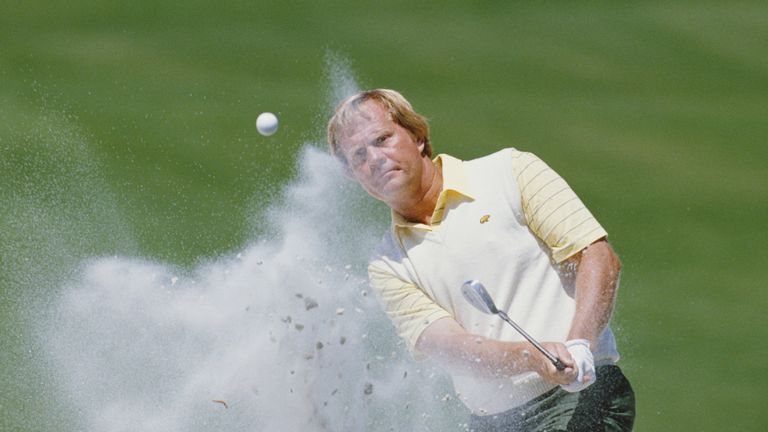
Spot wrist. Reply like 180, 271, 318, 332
565, 339, 591, 350
567, 334, 596, 349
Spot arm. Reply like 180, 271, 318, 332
415, 316, 577, 384
565, 238, 622, 347
369, 250, 579, 385
511, 151, 620, 347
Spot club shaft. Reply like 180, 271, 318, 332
497, 311, 565, 370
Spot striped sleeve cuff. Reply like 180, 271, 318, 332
512, 150, 608, 263
368, 263, 452, 359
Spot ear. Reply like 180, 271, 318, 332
335, 157, 356, 180
417, 140, 426, 155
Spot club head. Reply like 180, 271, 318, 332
461, 280, 499, 315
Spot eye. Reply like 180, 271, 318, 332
375, 133, 390, 145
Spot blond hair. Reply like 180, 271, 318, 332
327, 89, 431, 164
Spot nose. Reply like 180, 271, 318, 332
367, 145, 386, 170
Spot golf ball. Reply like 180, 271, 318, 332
256, 112, 279, 136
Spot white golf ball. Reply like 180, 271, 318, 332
256, 112, 279, 136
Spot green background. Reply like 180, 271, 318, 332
2, 1, 766, 430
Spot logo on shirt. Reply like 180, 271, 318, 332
480, 214, 491, 224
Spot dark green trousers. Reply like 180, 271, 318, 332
469, 365, 635, 432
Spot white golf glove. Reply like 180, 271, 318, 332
560, 339, 596, 393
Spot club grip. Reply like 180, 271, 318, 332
553, 358, 567, 371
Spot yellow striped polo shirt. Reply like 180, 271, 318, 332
368, 149, 608, 356
366, 148, 617, 413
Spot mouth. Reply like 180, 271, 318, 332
380, 168, 401, 182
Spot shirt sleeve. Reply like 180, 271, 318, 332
367, 262, 452, 360
511, 150, 608, 263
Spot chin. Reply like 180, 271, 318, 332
379, 181, 404, 196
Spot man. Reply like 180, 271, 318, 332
327, 89, 635, 431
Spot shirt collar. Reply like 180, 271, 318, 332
391, 153, 474, 229
436, 153, 474, 199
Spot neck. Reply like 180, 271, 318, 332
392, 159, 443, 225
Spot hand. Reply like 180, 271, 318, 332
526, 342, 577, 385
560, 339, 596, 393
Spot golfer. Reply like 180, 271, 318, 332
327, 89, 635, 431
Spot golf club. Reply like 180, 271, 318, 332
461, 279, 567, 371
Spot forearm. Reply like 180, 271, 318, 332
416, 317, 535, 378
567, 240, 622, 347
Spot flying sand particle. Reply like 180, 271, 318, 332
212, 400, 228, 409
304, 297, 319, 310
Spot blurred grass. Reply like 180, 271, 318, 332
1, 1, 767, 430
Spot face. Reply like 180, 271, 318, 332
337, 101, 429, 205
